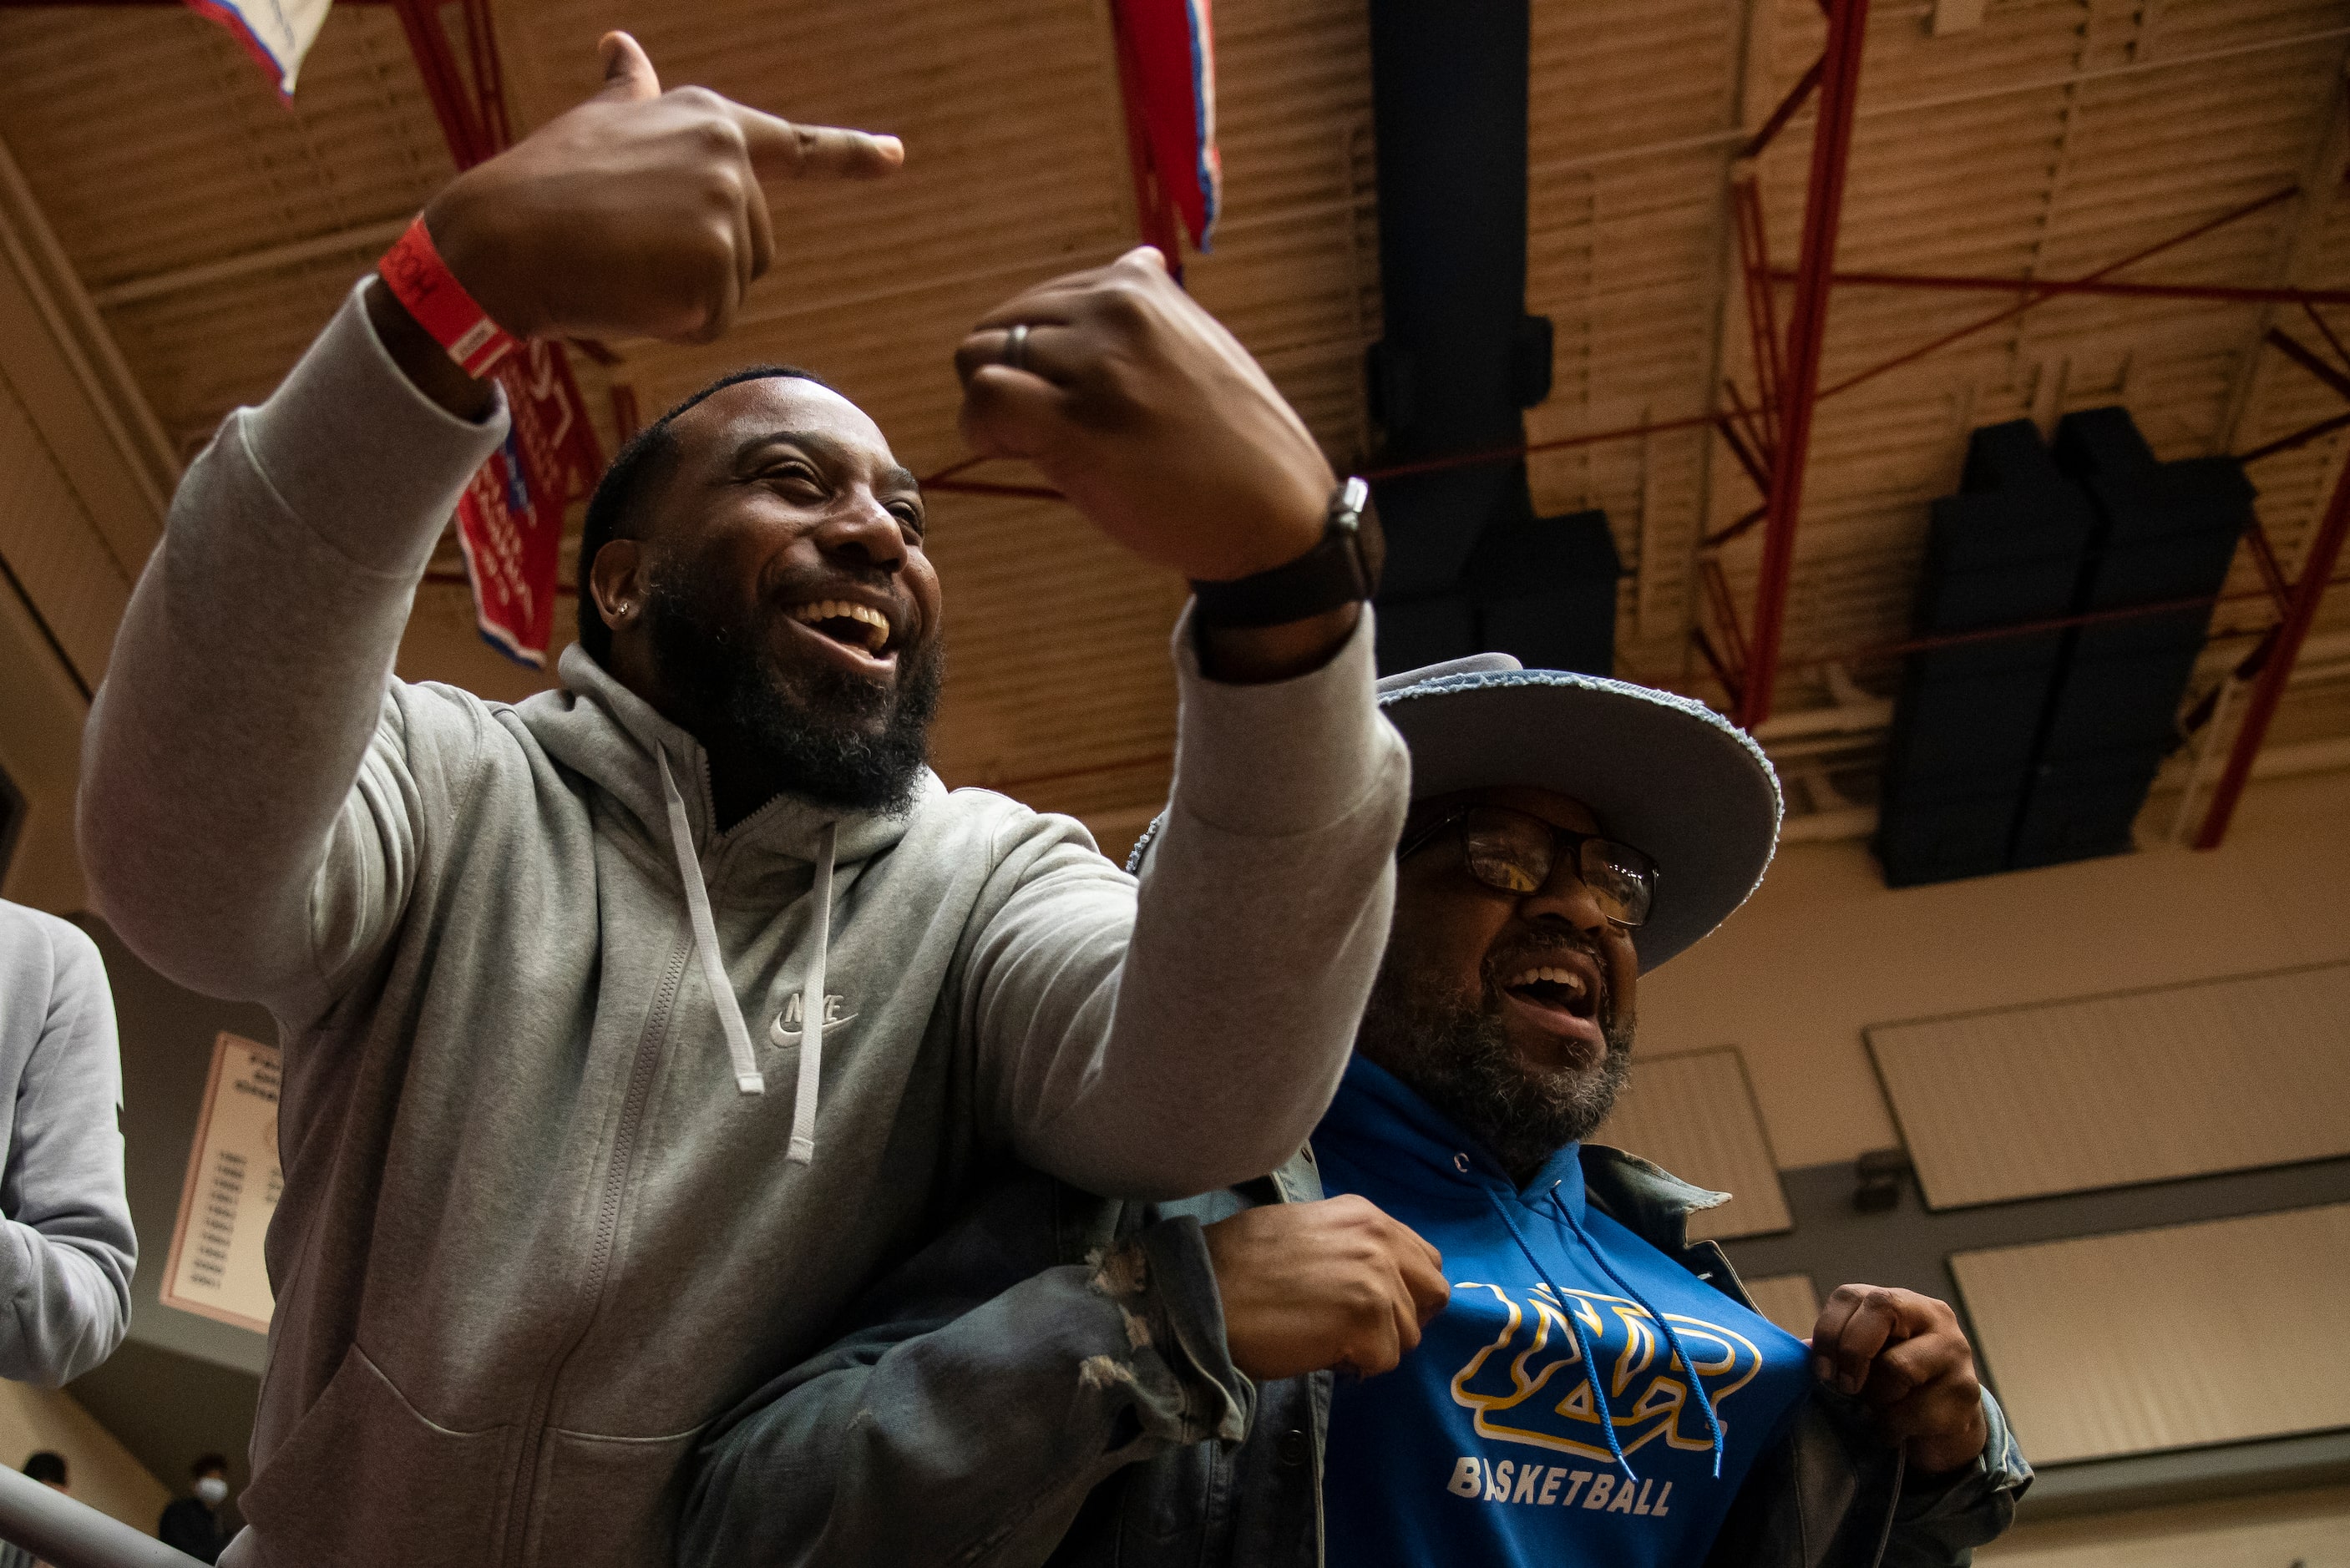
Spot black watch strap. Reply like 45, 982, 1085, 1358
1190, 478, 1378, 629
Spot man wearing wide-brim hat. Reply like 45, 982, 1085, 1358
680, 657, 2032, 1568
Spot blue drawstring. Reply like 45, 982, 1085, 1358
1547, 1188, 1727, 1479
1481, 1186, 1637, 1481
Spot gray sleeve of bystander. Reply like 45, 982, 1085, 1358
0, 907, 136, 1386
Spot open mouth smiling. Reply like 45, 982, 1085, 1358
1495, 952, 1608, 1052
781, 596, 904, 667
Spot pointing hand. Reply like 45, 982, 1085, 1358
418, 31, 902, 347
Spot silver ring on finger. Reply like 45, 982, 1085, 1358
1002, 322, 1031, 372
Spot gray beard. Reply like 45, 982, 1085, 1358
1355, 955, 1633, 1186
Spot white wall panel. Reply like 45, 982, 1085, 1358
1868, 963, 2350, 1209
1952, 1205, 2350, 1465
1978, 1484, 2350, 1568
1595, 1046, 1791, 1240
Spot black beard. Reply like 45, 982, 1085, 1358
1355, 950, 1633, 1186
641, 561, 942, 815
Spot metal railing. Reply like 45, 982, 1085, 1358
0, 1467, 205, 1568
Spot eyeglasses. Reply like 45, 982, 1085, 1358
1397, 804, 1659, 928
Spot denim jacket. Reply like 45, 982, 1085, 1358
681, 1145, 2028, 1568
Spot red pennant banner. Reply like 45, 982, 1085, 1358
455, 340, 605, 666
1112, 0, 1222, 255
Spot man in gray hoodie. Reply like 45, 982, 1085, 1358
76, 31, 1406, 1568
0, 900, 134, 1388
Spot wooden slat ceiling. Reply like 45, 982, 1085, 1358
3, 0, 2346, 847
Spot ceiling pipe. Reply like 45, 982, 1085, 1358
1738, 0, 1872, 730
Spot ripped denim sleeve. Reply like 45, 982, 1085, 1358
680, 1213, 1253, 1568
1091, 1216, 1254, 1449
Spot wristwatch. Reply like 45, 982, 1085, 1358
1190, 478, 1379, 629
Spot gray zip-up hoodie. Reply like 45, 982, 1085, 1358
0, 900, 134, 1386
76, 283, 1409, 1568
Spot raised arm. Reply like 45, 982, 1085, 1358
76, 33, 900, 1008
0, 911, 134, 1386
950, 254, 1410, 1197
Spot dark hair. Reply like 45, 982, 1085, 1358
575, 364, 838, 667
23, 1452, 66, 1485
192, 1453, 228, 1477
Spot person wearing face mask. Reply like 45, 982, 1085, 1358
158, 1455, 230, 1564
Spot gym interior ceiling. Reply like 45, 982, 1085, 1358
2, 0, 2347, 855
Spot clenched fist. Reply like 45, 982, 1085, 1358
953, 248, 1340, 585
1203, 1196, 1450, 1382
1809, 1284, 1991, 1475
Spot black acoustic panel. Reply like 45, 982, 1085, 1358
1925, 419, 2099, 631
1465, 508, 1621, 675
2036, 617, 2218, 756
2009, 748, 2165, 869
1876, 783, 2020, 888
1877, 421, 2095, 878
1880, 649, 2064, 801
2013, 407, 2255, 862
1371, 460, 1526, 599
1374, 590, 1478, 676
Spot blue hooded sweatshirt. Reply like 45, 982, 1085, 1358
1315, 1056, 1814, 1568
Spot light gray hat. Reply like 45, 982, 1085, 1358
1129, 652, 1781, 974
1374, 653, 1781, 972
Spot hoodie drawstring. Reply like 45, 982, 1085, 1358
1867, 1449, 1907, 1568
784, 821, 838, 1165
657, 751, 766, 1096
1481, 1187, 1636, 1481
1548, 1189, 1727, 1479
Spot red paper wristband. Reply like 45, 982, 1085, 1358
377, 215, 519, 378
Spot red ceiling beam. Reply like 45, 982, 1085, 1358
2238, 408, 2350, 465
2193, 458, 2350, 847
2266, 325, 2350, 402
1815, 186, 2295, 402
1775, 268, 2350, 309
390, 0, 506, 169
1739, 54, 1826, 162
2299, 299, 2350, 368
1846, 578, 2341, 665
935, 186, 2308, 504
1736, 0, 1870, 731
